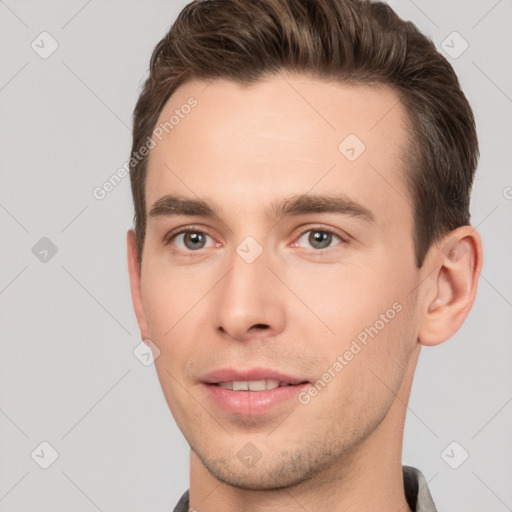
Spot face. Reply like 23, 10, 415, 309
129, 73, 425, 489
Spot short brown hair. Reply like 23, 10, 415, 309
129, 0, 478, 268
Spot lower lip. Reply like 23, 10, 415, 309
203, 383, 310, 416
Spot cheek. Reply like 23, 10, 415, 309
286, 256, 408, 337
140, 260, 207, 339
288, 257, 417, 390
306, 307, 415, 432
140, 260, 221, 392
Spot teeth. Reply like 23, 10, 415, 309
264, 379, 280, 390
218, 378, 287, 391
248, 379, 266, 391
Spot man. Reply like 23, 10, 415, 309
126, 0, 483, 510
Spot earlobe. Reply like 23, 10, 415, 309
418, 227, 483, 347
126, 229, 150, 340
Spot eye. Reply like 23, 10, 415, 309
164, 226, 346, 254
165, 228, 216, 251
294, 228, 345, 251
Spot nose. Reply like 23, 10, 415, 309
214, 246, 286, 342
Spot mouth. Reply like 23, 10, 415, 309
201, 368, 311, 416
214, 379, 307, 391
202, 367, 309, 386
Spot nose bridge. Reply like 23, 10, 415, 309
214, 238, 285, 340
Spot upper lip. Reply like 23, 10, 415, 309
202, 367, 309, 385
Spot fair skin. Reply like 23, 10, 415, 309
127, 73, 482, 512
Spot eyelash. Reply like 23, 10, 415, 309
163, 225, 347, 255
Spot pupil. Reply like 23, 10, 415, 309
310, 231, 331, 249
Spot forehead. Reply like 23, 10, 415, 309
145, 73, 411, 229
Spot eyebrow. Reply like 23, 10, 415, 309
148, 193, 376, 224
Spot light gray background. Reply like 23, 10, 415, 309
0, 1, 511, 511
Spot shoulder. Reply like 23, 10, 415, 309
403, 465, 438, 512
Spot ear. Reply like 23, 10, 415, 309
127, 229, 150, 340
418, 226, 483, 346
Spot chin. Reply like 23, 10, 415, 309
196, 448, 318, 491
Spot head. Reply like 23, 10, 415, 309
127, 0, 482, 491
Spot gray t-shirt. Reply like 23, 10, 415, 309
172, 465, 437, 512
